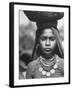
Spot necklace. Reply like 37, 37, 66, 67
39, 55, 59, 77
39, 55, 56, 67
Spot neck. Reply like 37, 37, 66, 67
40, 51, 55, 60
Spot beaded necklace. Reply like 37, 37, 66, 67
38, 55, 59, 76
39, 56, 56, 67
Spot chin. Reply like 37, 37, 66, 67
44, 52, 51, 55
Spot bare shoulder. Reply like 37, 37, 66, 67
28, 58, 39, 66
56, 55, 64, 63
27, 58, 39, 71
56, 55, 64, 71
58, 56, 64, 65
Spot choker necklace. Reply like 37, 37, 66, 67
39, 55, 56, 67
39, 55, 59, 76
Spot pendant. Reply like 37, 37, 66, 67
56, 59, 59, 62
53, 64, 58, 69
50, 69, 55, 74
38, 58, 59, 77
46, 72, 51, 76
42, 70, 46, 75
39, 67, 43, 72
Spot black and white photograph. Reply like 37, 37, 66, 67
19, 10, 64, 79
9, 2, 70, 87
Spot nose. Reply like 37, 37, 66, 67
45, 39, 50, 46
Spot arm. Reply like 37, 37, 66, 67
58, 58, 64, 75
26, 63, 33, 79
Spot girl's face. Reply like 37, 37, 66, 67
39, 28, 56, 54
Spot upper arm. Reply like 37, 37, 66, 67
26, 59, 39, 79
26, 63, 33, 79
58, 59, 64, 73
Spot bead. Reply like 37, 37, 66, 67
56, 59, 59, 62
42, 70, 46, 75
46, 72, 51, 76
39, 67, 43, 72
53, 64, 58, 69
50, 69, 55, 74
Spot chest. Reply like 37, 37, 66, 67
32, 64, 64, 78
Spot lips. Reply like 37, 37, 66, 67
44, 48, 52, 51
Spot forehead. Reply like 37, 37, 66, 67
41, 28, 54, 37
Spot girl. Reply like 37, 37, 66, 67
25, 11, 64, 79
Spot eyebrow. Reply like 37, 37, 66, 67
40, 35, 55, 38
40, 36, 56, 40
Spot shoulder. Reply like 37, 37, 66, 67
28, 58, 39, 67
56, 55, 64, 71
56, 55, 64, 63
27, 58, 39, 71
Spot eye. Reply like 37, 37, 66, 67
40, 37, 46, 41
49, 37, 55, 41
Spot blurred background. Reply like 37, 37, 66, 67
19, 10, 64, 79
